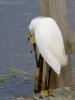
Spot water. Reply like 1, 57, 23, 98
67, 0, 75, 78
0, 0, 75, 100
0, 0, 40, 99
67, 0, 75, 30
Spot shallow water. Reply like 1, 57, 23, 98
0, 0, 75, 99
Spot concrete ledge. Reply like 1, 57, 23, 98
13, 86, 75, 100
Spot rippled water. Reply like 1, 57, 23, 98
67, 0, 75, 30
0, 0, 40, 99
67, 0, 75, 78
0, 0, 75, 99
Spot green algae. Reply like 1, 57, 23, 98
0, 67, 30, 86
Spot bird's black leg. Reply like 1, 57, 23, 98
33, 43, 43, 68
33, 43, 39, 67
27, 33, 43, 68
48, 67, 52, 95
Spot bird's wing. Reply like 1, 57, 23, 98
44, 48, 61, 75
37, 18, 67, 66
35, 18, 67, 74
35, 33, 61, 74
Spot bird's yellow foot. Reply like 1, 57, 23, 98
41, 90, 49, 97
40, 89, 54, 97
28, 32, 35, 45
27, 32, 35, 52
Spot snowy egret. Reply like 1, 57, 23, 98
28, 16, 67, 96
28, 17, 67, 74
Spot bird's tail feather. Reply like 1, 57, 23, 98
44, 50, 61, 75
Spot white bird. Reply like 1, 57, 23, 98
28, 17, 67, 75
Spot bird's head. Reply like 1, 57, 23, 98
28, 17, 44, 33
28, 17, 44, 52
28, 17, 43, 48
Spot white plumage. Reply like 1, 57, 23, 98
29, 17, 67, 75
